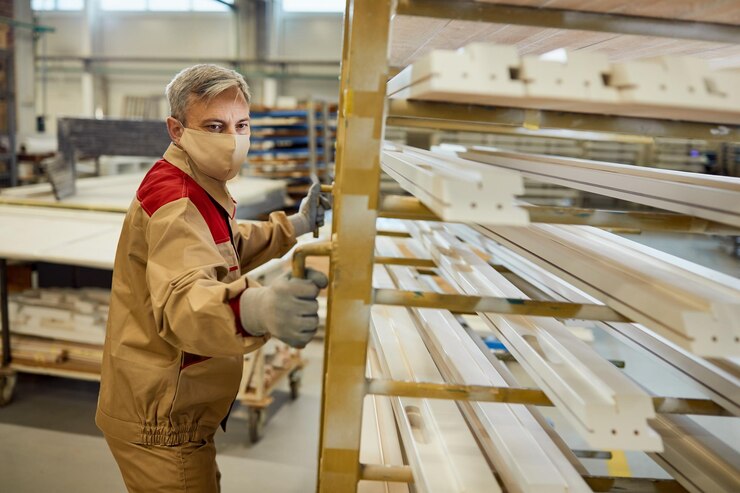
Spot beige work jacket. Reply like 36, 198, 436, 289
96, 143, 296, 446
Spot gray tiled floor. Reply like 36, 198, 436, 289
0, 341, 324, 493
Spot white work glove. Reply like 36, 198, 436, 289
289, 182, 332, 237
239, 268, 329, 348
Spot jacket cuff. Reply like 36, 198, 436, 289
228, 293, 249, 337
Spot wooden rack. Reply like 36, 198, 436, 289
307, 1, 740, 492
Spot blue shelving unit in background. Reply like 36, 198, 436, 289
246, 101, 337, 191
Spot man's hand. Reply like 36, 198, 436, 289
239, 268, 329, 348
289, 182, 332, 237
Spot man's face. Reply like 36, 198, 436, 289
167, 86, 250, 144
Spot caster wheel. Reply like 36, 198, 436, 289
289, 369, 302, 400
247, 407, 266, 444
0, 371, 17, 407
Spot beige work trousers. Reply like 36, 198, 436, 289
104, 433, 220, 493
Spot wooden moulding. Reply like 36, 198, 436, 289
468, 222, 740, 357
386, 100, 740, 142
380, 143, 528, 225
377, 193, 740, 235
453, 227, 740, 492
406, 222, 662, 451
370, 230, 732, 492
387, 42, 740, 125
463, 147, 740, 229
373, 238, 591, 493
370, 265, 502, 493
460, 227, 740, 417
358, 350, 410, 493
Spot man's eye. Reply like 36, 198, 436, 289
206, 124, 222, 132
237, 122, 250, 130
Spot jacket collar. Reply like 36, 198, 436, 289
163, 143, 236, 219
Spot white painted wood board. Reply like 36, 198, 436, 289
381, 143, 527, 225
472, 222, 740, 357
375, 236, 591, 493
406, 222, 661, 451
388, 43, 740, 124
0, 206, 124, 269
371, 266, 502, 493
0, 171, 287, 218
463, 147, 740, 228
449, 223, 740, 415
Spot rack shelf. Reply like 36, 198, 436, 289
387, 100, 740, 142
313, 1, 740, 492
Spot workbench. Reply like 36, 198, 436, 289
0, 171, 288, 219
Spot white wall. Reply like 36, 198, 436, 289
31, 5, 342, 136
97, 12, 237, 59
278, 13, 342, 60
274, 12, 342, 100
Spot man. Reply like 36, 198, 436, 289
96, 64, 329, 492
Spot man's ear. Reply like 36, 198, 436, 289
166, 116, 185, 145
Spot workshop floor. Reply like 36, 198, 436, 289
0, 341, 324, 493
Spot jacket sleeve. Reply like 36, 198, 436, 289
145, 198, 267, 357
234, 211, 297, 273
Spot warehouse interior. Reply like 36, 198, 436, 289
0, 1, 739, 492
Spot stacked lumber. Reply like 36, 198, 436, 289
359, 349, 410, 493
432, 133, 719, 174
370, 267, 591, 493
395, 224, 663, 450
370, 266, 504, 493
452, 221, 740, 357
9, 288, 109, 346
0, 335, 104, 369
426, 221, 740, 492
388, 43, 740, 124
381, 143, 527, 224
462, 146, 740, 227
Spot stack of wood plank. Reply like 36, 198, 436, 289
0, 335, 104, 373
365, 219, 740, 492
9, 288, 109, 346
388, 43, 740, 124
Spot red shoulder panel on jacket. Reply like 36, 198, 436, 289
136, 160, 230, 244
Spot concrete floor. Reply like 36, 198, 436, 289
0, 341, 324, 493
0, 232, 738, 491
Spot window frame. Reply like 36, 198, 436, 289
32, 0, 234, 12
32, 0, 84, 11
281, 0, 344, 14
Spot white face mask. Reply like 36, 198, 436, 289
178, 127, 250, 181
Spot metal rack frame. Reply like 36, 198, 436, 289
0, 44, 17, 187
309, 1, 740, 491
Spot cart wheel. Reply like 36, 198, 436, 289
247, 407, 266, 444
0, 371, 17, 407
289, 369, 302, 400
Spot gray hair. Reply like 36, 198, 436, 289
165, 64, 251, 123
